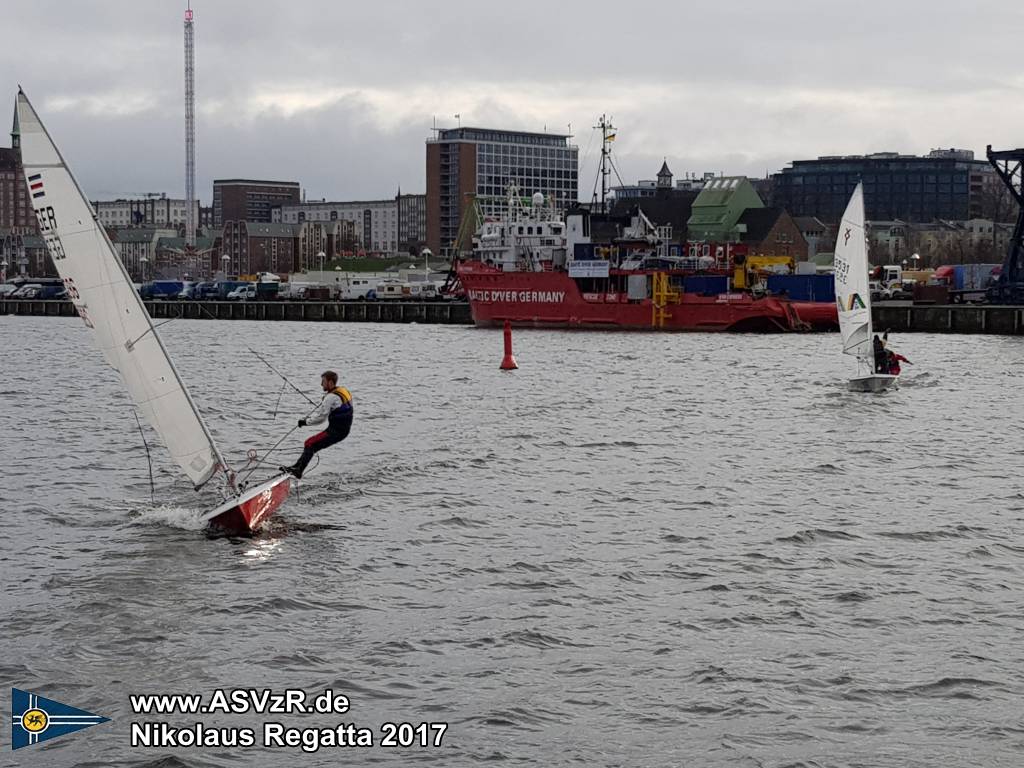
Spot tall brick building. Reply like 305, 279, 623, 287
220, 221, 299, 276
0, 109, 33, 232
213, 179, 300, 227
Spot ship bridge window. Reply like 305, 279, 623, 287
527, 226, 534, 234
551, 225, 563, 234
518, 226, 524, 234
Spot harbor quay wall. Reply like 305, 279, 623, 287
6, 300, 1024, 334
872, 304, 1024, 335
0, 299, 474, 325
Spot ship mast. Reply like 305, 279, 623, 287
592, 114, 616, 214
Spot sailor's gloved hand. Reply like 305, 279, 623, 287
297, 418, 307, 427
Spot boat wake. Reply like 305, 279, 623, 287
129, 503, 208, 531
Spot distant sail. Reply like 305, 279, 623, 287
833, 183, 873, 363
16, 90, 227, 487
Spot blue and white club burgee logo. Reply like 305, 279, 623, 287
11, 688, 110, 750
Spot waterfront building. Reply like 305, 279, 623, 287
109, 227, 178, 281
772, 149, 1000, 224
154, 236, 217, 279
735, 207, 808, 260
220, 221, 299, 277
793, 217, 832, 260
272, 192, 425, 255
687, 176, 766, 242
213, 179, 301, 227
426, 127, 579, 255
92, 195, 200, 229
1, 108, 36, 237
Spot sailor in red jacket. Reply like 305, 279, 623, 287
886, 349, 911, 375
280, 370, 353, 479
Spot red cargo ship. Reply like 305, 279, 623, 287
458, 260, 824, 331
454, 186, 837, 332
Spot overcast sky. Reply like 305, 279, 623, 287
5, 0, 1023, 204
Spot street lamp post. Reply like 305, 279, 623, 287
0, 260, 7, 284
317, 251, 326, 277
139, 256, 148, 283
222, 253, 231, 279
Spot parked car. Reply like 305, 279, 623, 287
139, 280, 184, 300
10, 283, 43, 299
192, 281, 220, 300
226, 284, 257, 301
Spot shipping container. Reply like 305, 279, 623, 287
682, 275, 729, 295
766, 274, 836, 302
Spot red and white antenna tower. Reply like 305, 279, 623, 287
184, 3, 196, 247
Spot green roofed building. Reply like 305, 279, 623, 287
686, 176, 764, 242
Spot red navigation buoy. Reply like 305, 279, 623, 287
500, 319, 518, 370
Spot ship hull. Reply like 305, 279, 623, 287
458, 262, 835, 332
204, 473, 292, 534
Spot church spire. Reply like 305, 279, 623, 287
11, 98, 20, 150
657, 159, 672, 188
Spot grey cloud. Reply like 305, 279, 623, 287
5, 0, 1024, 203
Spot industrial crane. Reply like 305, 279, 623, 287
985, 145, 1024, 303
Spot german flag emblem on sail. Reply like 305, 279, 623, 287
28, 173, 45, 198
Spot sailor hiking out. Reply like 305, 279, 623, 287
281, 370, 353, 479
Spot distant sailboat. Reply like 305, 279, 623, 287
15, 88, 291, 531
833, 182, 897, 393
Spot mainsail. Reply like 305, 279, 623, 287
16, 89, 229, 488
833, 183, 874, 367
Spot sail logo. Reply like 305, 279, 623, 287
27, 173, 45, 199
11, 688, 110, 750
838, 293, 866, 311
843, 226, 851, 245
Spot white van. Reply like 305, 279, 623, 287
339, 277, 376, 300
226, 284, 257, 301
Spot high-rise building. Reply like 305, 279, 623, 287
772, 150, 999, 224
213, 179, 301, 226
426, 127, 578, 255
397, 192, 427, 255
1, 108, 34, 233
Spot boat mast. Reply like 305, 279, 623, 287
594, 114, 615, 214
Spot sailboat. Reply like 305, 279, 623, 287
15, 88, 291, 532
833, 182, 897, 393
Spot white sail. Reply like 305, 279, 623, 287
16, 90, 228, 488
833, 183, 874, 366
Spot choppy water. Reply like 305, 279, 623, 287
1, 315, 1023, 767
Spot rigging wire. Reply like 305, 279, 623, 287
272, 379, 287, 420
132, 409, 155, 505
191, 301, 315, 406
237, 397, 322, 486
237, 425, 299, 486
246, 346, 318, 406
